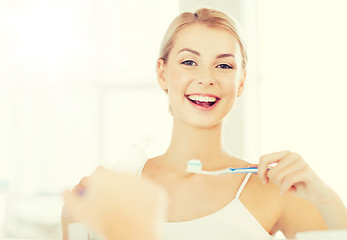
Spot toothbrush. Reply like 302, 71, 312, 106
186, 159, 262, 175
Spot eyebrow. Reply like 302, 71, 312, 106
177, 48, 200, 56
216, 53, 235, 59
177, 48, 235, 59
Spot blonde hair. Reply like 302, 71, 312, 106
159, 8, 248, 69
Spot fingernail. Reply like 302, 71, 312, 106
77, 188, 86, 196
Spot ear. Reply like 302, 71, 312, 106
156, 58, 168, 92
237, 68, 247, 97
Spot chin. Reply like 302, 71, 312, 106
179, 115, 224, 130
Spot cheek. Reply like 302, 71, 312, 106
221, 69, 244, 93
220, 82, 240, 115
167, 68, 192, 93
220, 78, 239, 98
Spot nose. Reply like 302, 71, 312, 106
198, 80, 214, 86
197, 68, 216, 86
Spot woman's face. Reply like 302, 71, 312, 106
157, 24, 246, 129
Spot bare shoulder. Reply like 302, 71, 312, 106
241, 169, 326, 237
224, 155, 284, 232
237, 172, 283, 233
141, 155, 162, 178
225, 155, 283, 204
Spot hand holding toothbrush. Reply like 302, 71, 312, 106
257, 150, 330, 203
257, 150, 347, 229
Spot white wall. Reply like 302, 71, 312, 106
0, 0, 179, 192
0, 0, 178, 238
259, 0, 347, 203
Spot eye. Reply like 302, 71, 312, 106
216, 64, 233, 69
181, 60, 197, 66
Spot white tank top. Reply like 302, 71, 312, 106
83, 151, 273, 240
136, 159, 273, 240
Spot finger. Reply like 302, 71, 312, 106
280, 168, 309, 196
79, 177, 90, 186
258, 150, 291, 184
261, 150, 292, 162
247, 163, 258, 168
269, 160, 306, 188
267, 153, 306, 185
72, 177, 89, 195
72, 177, 89, 191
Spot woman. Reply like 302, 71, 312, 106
62, 8, 347, 240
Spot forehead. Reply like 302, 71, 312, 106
172, 24, 240, 55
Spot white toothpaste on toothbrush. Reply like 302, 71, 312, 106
186, 159, 261, 175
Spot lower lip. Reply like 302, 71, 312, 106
186, 97, 219, 111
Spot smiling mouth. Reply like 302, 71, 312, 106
186, 94, 220, 108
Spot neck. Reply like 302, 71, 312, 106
163, 118, 228, 170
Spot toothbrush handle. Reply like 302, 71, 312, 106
228, 167, 266, 174
233, 167, 272, 174
234, 167, 259, 173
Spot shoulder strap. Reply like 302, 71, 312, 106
136, 158, 148, 178
235, 173, 252, 199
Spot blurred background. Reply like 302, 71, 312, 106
1, 0, 347, 239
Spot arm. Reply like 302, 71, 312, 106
315, 187, 347, 229
63, 167, 168, 240
258, 151, 347, 234
274, 192, 327, 238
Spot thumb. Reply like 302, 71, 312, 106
247, 164, 258, 168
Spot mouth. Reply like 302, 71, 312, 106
185, 94, 220, 109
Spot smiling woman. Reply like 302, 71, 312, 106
62, 7, 347, 240
156, 23, 245, 129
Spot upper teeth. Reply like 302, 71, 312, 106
188, 95, 217, 102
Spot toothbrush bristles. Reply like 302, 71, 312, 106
186, 159, 202, 172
